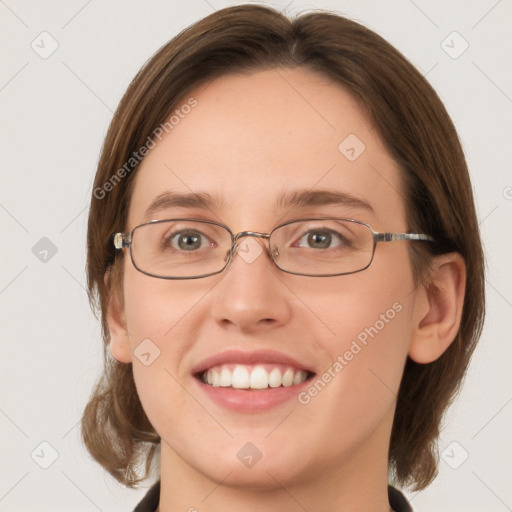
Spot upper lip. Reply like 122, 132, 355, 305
191, 349, 315, 376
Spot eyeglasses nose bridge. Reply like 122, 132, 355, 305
225, 230, 277, 262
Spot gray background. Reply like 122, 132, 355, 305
1, 0, 511, 510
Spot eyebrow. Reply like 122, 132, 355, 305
143, 188, 374, 220
276, 189, 374, 213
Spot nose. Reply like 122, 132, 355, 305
210, 234, 292, 333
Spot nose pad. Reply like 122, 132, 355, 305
223, 244, 236, 263
223, 239, 247, 265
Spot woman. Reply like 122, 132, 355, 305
82, 4, 485, 511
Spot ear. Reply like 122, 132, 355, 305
104, 268, 132, 363
408, 253, 466, 364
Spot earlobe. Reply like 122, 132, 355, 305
408, 253, 466, 364
104, 268, 132, 363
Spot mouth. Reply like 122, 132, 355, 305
191, 350, 315, 411
196, 364, 314, 390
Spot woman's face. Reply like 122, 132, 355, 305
112, 67, 422, 490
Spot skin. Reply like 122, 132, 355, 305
107, 67, 466, 511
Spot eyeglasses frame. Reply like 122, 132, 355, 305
113, 217, 435, 279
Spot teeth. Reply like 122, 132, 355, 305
219, 367, 231, 387
268, 367, 282, 388
282, 368, 294, 387
202, 364, 308, 390
232, 366, 250, 389
250, 366, 269, 389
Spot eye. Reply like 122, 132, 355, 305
163, 229, 214, 251
295, 228, 348, 250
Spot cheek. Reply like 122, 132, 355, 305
308, 244, 414, 353
122, 265, 210, 353
327, 299, 410, 409
296, 247, 415, 420
120, 265, 222, 424
305, 287, 410, 395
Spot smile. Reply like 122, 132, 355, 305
192, 350, 315, 411
200, 364, 311, 389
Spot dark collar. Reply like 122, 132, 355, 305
388, 484, 413, 512
132, 480, 413, 511
132, 480, 160, 512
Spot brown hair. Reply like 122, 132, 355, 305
81, 3, 485, 491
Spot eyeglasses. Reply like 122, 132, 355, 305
113, 217, 434, 279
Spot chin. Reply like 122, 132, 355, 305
185, 437, 315, 491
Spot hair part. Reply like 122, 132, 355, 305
82, 4, 485, 491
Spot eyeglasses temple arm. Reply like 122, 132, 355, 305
374, 233, 435, 242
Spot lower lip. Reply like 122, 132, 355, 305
193, 377, 312, 412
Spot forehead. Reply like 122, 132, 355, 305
128, 67, 406, 231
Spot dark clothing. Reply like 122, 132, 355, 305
389, 485, 413, 511
133, 480, 413, 511
133, 480, 159, 512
